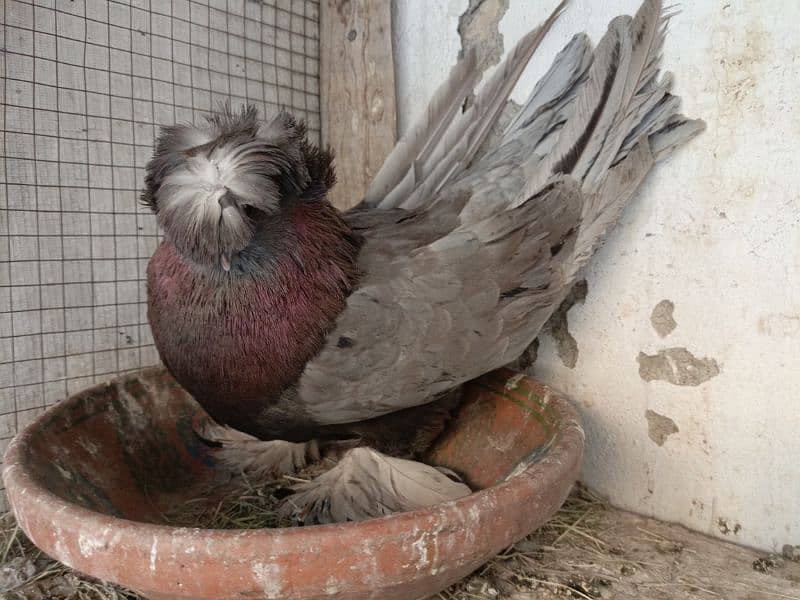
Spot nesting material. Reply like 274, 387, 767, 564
161, 459, 335, 530
0, 513, 139, 600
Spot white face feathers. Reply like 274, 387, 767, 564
143, 105, 310, 271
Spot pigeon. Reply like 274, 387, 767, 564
144, 0, 704, 523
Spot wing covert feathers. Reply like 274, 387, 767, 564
294, 0, 703, 425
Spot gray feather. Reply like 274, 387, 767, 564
369, 0, 568, 213
280, 447, 471, 524
290, 0, 704, 426
364, 48, 481, 208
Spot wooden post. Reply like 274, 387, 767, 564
320, 0, 397, 211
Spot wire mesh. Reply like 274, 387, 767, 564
0, 0, 321, 510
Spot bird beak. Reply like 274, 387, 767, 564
220, 253, 232, 272
218, 193, 234, 211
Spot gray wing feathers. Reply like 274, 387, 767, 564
362, 48, 481, 209
399, 2, 568, 211
301, 180, 582, 424
649, 117, 705, 161
502, 33, 593, 145
298, 0, 703, 425
364, 1, 568, 213
516, 0, 702, 202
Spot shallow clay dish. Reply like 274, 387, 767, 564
2, 367, 583, 600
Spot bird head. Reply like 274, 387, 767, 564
142, 105, 311, 273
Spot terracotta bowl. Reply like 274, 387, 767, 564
2, 367, 583, 600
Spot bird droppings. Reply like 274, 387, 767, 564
252, 562, 284, 599
644, 410, 679, 446
542, 280, 588, 369
718, 518, 742, 536
148, 537, 157, 573
637, 347, 720, 386
504, 372, 525, 391
753, 554, 784, 573
650, 299, 677, 337
412, 531, 432, 569
77, 532, 106, 558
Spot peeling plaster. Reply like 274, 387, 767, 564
542, 280, 588, 369
645, 410, 679, 446
457, 0, 510, 75
650, 299, 677, 338
718, 518, 742, 536
637, 348, 720, 387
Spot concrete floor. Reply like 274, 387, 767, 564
442, 487, 800, 600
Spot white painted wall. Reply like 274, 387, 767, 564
393, 0, 800, 552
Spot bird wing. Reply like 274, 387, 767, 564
297, 177, 583, 425
297, 0, 704, 426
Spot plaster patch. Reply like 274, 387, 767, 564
650, 299, 677, 338
637, 347, 720, 386
644, 410, 679, 446
542, 280, 588, 369
457, 0, 510, 75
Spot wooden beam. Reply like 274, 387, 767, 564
320, 0, 396, 211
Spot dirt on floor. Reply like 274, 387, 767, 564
1, 485, 799, 599
443, 486, 800, 600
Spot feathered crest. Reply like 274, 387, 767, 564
141, 103, 335, 269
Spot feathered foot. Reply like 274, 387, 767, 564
194, 418, 320, 480
279, 447, 472, 524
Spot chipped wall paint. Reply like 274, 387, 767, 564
650, 299, 677, 338
637, 347, 721, 387
540, 280, 588, 369
645, 410, 679, 447
392, 0, 800, 551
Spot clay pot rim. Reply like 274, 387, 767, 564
2, 367, 584, 545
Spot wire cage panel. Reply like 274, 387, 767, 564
0, 0, 321, 509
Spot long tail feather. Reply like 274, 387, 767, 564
515, 0, 696, 202
398, 0, 568, 211
502, 33, 593, 144
364, 0, 568, 212
363, 48, 481, 207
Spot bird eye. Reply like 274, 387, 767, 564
242, 204, 262, 221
